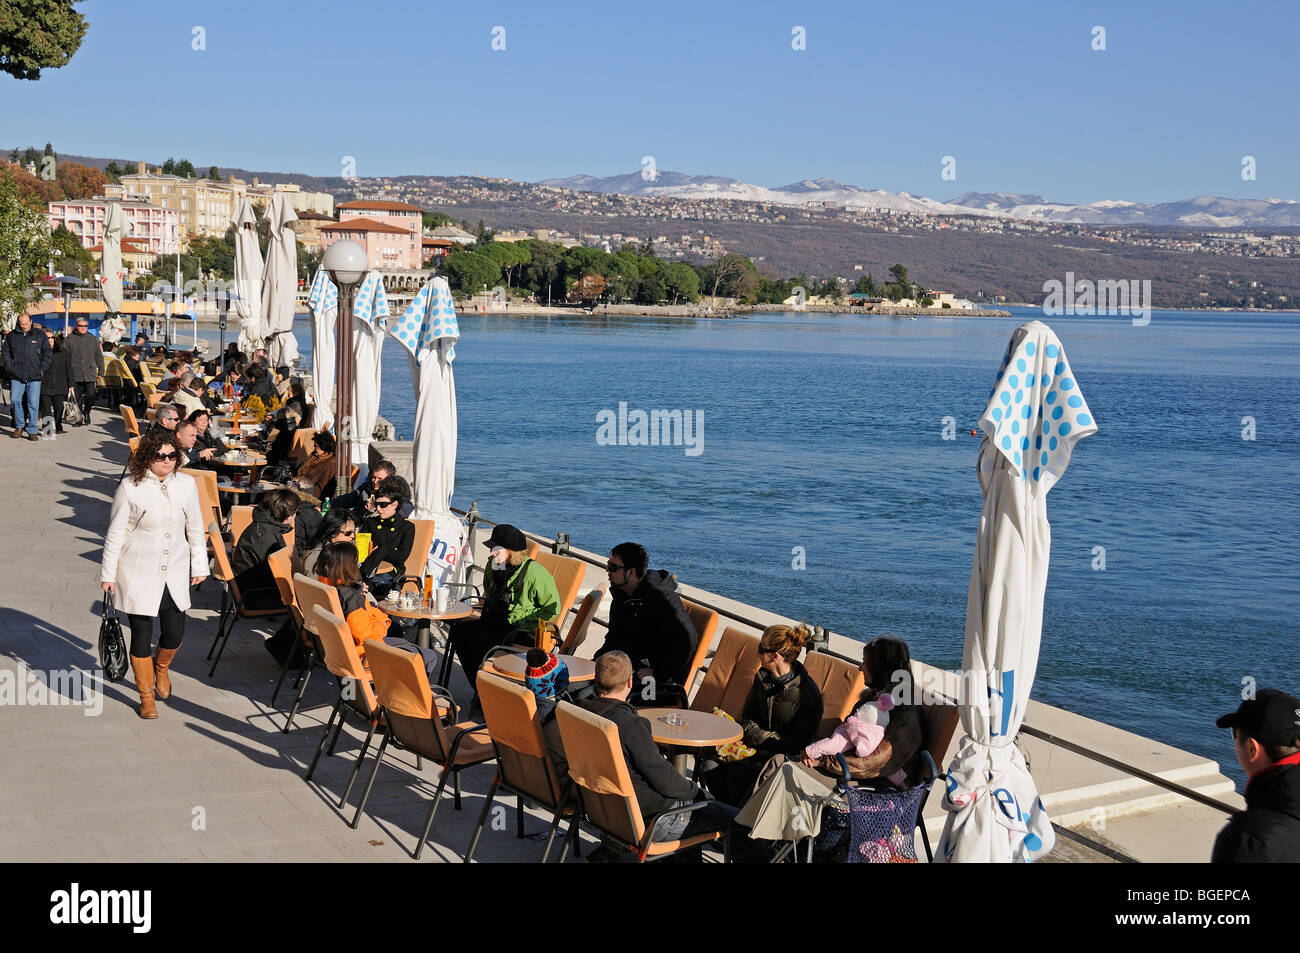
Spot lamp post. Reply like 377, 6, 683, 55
54, 275, 85, 335
323, 239, 367, 491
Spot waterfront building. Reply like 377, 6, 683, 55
422, 236, 453, 264
47, 196, 179, 255
88, 238, 156, 277
425, 224, 476, 245
320, 216, 420, 270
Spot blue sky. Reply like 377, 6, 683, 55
3, 0, 1297, 203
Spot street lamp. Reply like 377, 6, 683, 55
323, 239, 367, 491
54, 275, 85, 335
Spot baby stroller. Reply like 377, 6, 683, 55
798, 750, 942, 863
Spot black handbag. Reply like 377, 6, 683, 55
98, 591, 129, 683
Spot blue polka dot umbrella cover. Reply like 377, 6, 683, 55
936, 320, 1097, 864
978, 319, 1097, 491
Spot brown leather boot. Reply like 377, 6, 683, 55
153, 647, 179, 700
130, 656, 158, 719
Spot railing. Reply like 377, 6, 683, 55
450, 502, 1240, 863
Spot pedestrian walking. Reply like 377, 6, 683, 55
100, 429, 208, 718
64, 317, 104, 427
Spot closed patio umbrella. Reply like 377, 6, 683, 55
935, 320, 1097, 863
387, 276, 464, 584
100, 202, 125, 314
260, 193, 299, 366
305, 266, 337, 432
345, 270, 389, 477
231, 198, 264, 354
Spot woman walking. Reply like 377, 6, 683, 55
101, 430, 209, 718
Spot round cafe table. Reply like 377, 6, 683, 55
379, 600, 479, 651
638, 707, 742, 773
488, 652, 596, 684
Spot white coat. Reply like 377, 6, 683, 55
101, 469, 208, 616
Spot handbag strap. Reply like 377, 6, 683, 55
102, 590, 116, 617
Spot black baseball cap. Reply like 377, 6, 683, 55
1215, 689, 1300, 747
486, 524, 527, 552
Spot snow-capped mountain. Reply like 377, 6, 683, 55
537, 172, 1300, 227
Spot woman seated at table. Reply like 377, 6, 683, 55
315, 541, 441, 680
701, 623, 823, 806
295, 508, 357, 577
229, 489, 299, 610
188, 408, 232, 459
449, 523, 561, 690
734, 636, 925, 859
292, 431, 338, 498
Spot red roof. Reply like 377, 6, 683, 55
422, 237, 454, 246
89, 239, 151, 254
338, 200, 423, 212
321, 216, 411, 235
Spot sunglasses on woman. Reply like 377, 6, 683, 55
153, 451, 180, 461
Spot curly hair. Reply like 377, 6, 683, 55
128, 430, 180, 485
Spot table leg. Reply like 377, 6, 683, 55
416, 619, 431, 651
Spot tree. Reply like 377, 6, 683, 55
602, 252, 641, 303
481, 241, 530, 289
161, 157, 176, 175
173, 158, 196, 178
853, 273, 879, 296
43, 142, 55, 158
444, 248, 500, 295
888, 263, 909, 288
702, 251, 750, 302
54, 161, 105, 199
568, 273, 606, 304
422, 211, 454, 230
21, 146, 39, 166
519, 239, 563, 300
105, 161, 122, 181
0, 1, 88, 80
49, 224, 94, 279
207, 166, 220, 181
473, 219, 493, 245
0, 169, 52, 327
661, 262, 699, 304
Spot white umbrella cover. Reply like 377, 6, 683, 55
260, 193, 299, 366
231, 198, 265, 353
935, 320, 1097, 863
346, 270, 389, 476
100, 202, 124, 313
305, 266, 337, 433
387, 276, 464, 584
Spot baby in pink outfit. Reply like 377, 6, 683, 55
804, 693, 907, 787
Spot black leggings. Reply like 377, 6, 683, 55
127, 587, 187, 658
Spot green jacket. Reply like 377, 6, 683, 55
484, 558, 561, 629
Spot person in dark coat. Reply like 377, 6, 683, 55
229, 489, 298, 610
566, 651, 736, 859
702, 624, 823, 806
358, 477, 415, 582
3, 313, 52, 439
594, 542, 698, 707
1211, 688, 1300, 863
39, 329, 73, 435
63, 316, 105, 426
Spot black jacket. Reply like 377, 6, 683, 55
3, 326, 52, 382
596, 570, 698, 693
230, 508, 291, 597
359, 514, 415, 577
63, 330, 104, 383
739, 660, 823, 756
581, 695, 698, 818
42, 344, 72, 393
1212, 754, 1300, 863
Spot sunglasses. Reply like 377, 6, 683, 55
375, 499, 396, 508
606, 562, 625, 573
76, 324, 88, 329
757, 646, 778, 656
153, 451, 180, 462
338, 529, 356, 538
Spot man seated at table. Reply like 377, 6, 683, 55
230, 489, 299, 609
357, 477, 415, 600
331, 460, 414, 520
172, 419, 214, 469
167, 371, 209, 419
594, 542, 698, 708
147, 402, 181, 436
556, 651, 736, 861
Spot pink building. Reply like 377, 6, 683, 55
327, 200, 423, 269
319, 217, 422, 270
47, 198, 179, 255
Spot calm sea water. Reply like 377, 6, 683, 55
270, 307, 1298, 784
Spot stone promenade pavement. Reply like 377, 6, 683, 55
0, 406, 559, 863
